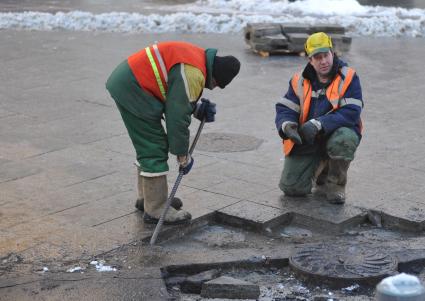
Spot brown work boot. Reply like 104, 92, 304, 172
326, 159, 350, 204
142, 175, 191, 225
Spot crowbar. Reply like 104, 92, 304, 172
150, 118, 206, 245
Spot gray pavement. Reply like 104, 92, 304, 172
1, 29, 425, 299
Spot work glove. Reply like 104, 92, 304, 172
193, 98, 216, 123
282, 122, 302, 145
299, 119, 322, 145
178, 154, 194, 175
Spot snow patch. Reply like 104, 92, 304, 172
0, 0, 424, 36
66, 266, 82, 273
90, 260, 117, 272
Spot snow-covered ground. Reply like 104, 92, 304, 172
0, 0, 424, 37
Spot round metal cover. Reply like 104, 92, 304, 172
289, 243, 398, 287
195, 132, 263, 153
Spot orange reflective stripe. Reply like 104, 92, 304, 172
290, 73, 300, 95
284, 72, 312, 156
300, 82, 311, 124
326, 67, 356, 110
338, 68, 355, 97
290, 72, 312, 124
326, 75, 342, 109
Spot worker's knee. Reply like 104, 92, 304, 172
326, 127, 359, 161
279, 169, 313, 196
137, 156, 169, 177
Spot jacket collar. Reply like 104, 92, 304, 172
302, 54, 347, 88
204, 48, 217, 90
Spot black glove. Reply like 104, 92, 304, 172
193, 98, 216, 123
299, 120, 320, 145
282, 122, 302, 145
178, 155, 194, 175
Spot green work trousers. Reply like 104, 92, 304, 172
106, 60, 169, 176
279, 127, 360, 196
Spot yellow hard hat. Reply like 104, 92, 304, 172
305, 32, 333, 57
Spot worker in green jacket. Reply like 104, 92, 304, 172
106, 41, 240, 225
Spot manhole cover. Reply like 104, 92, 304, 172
195, 132, 263, 152
289, 243, 397, 287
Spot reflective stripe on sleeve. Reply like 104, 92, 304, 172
180, 63, 191, 100
329, 98, 339, 107
153, 44, 168, 82
278, 97, 300, 113
340, 98, 363, 108
145, 46, 167, 99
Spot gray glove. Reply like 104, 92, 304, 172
282, 122, 302, 145
299, 119, 322, 145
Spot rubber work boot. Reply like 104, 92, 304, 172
326, 159, 350, 204
312, 160, 328, 197
142, 175, 191, 225
312, 183, 327, 197
135, 172, 182, 211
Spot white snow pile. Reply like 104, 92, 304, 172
0, 0, 425, 37
66, 266, 82, 273
90, 260, 117, 272
65, 260, 116, 273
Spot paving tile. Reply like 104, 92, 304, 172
204, 178, 271, 200
279, 194, 323, 214
51, 192, 136, 228
375, 199, 425, 231
83, 134, 133, 157
86, 213, 152, 250
172, 165, 226, 190
0, 199, 47, 230
0, 160, 42, 184
181, 203, 214, 220
246, 188, 285, 209
180, 190, 240, 211
217, 200, 290, 230
201, 276, 260, 299
294, 203, 365, 225
193, 158, 278, 188
0, 217, 69, 255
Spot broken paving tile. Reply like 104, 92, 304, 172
201, 276, 260, 299
180, 269, 220, 294
375, 200, 425, 232
293, 203, 366, 228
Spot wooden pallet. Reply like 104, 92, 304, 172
244, 23, 352, 57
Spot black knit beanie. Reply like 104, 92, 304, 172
212, 55, 241, 88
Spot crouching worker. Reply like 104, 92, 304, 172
106, 41, 240, 224
275, 32, 363, 204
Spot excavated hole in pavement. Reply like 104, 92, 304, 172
2, 211, 424, 300
154, 218, 425, 301
165, 266, 376, 300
